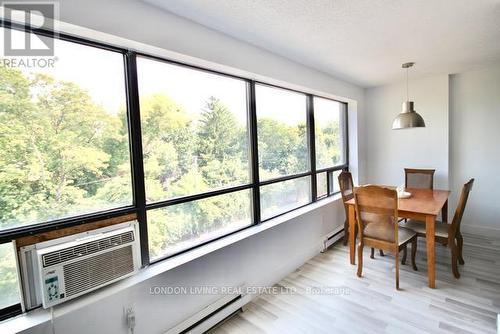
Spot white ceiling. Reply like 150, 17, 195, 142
143, 0, 500, 87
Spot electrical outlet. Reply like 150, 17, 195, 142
124, 303, 136, 333
123, 303, 135, 317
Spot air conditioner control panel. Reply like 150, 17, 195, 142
41, 268, 65, 307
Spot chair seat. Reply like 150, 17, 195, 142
364, 223, 416, 245
400, 219, 449, 238
398, 227, 417, 245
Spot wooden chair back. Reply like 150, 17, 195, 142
338, 171, 354, 212
404, 168, 435, 189
449, 179, 474, 238
354, 185, 399, 244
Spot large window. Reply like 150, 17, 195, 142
0, 30, 132, 232
147, 190, 252, 260
260, 176, 311, 220
256, 85, 311, 219
256, 85, 308, 180
0, 23, 349, 319
314, 97, 346, 169
314, 97, 348, 196
137, 58, 250, 202
137, 57, 253, 260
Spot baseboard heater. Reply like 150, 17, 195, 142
321, 227, 345, 253
164, 293, 242, 334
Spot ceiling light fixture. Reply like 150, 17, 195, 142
392, 62, 426, 130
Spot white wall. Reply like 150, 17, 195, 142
364, 75, 449, 188
1, 1, 365, 333
449, 65, 500, 236
364, 64, 500, 236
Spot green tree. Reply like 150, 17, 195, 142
315, 120, 342, 168
196, 96, 248, 187
257, 118, 308, 177
140, 93, 196, 201
0, 67, 131, 229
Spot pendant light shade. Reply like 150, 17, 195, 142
392, 101, 426, 129
392, 62, 426, 130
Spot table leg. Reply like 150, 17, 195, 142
426, 215, 436, 288
349, 204, 356, 265
442, 200, 448, 224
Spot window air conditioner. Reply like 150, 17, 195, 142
17, 221, 140, 309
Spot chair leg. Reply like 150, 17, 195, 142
379, 250, 384, 256
450, 242, 460, 279
411, 238, 418, 271
401, 245, 407, 265
395, 251, 400, 290
357, 243, 364, 277
456, 233, 465, 265
343, 219, 348, 246
370, 248, 375, 259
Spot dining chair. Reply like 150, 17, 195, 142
354, 185, 418, 290
338, 171, 385, 256
404, 168, 435, 189
338, 171, 354, 246
402, 168, 436, 225
401, 179, 474, 279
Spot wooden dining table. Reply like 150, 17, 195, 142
346, 187, 450, 288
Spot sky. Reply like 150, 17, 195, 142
1, 28, 341, 126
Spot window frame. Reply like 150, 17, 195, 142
0, 19, 349, 319
135, 53, 255, 208
255, 85, 349, 222
314, 97, 349, 197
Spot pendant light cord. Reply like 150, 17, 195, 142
406, 66, 409, 102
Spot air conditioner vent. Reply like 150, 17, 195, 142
63, 245, 134, 297
42, 231, 134, 267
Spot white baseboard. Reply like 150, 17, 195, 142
187, 294, 253, 334
461, 224, 500, 238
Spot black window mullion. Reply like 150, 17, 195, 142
326, 170, 331, 196
259, 171, 312, 187
125, 51, 149, 267
306, 94, 317, 202
145, 184, 253, 211
248, 81, 261, 224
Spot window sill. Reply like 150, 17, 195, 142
0, 194, 342, 333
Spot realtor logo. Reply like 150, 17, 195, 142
2, 2, 57, 56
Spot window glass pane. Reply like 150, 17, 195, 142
260, 176, 311, 220
317, 172, 328, 198
314, 97, 346, 169
137, 58, 250, 202
0, 28, 132, 231
256, 85, 308, 180
329, 170, 342, 194
147, 189, 252, 260
0, 243, 20, 309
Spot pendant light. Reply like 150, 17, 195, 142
392, 62, 426, 129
